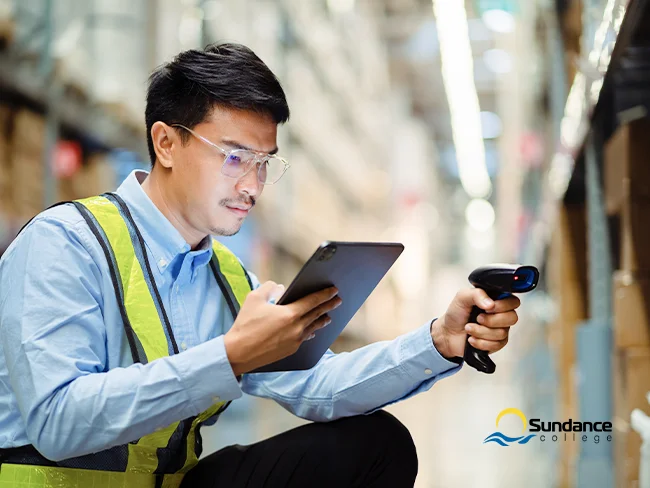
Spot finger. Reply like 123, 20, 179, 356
301, 296, 342, 326
476, 310, 518, 328
268, 284, 286, 304
301, 314, 332, 341
255, 281, 282, 302
457, 288, 522, 313
465, 323, 509, 341
468, 335, 508, 353
487, 296, 521, 314
288, 286, 339, 316
452, 288, 494, 313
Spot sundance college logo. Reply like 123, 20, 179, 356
483, 408, 613, 447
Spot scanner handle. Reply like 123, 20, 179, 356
463, 290, 512, 374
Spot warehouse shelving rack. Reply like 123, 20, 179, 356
0, 0, 146, 210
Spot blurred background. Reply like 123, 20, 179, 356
0, 0, 649, 486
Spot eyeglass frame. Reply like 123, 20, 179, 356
171, 124, 290, 185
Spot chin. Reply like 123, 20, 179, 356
218, 228, 241, 237
209, 222, 243, 237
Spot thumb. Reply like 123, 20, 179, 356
455, 287, 494, 312
471, 288, 495, 311
257, 281, 285, 303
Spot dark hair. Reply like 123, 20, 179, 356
145, 42, 290, 165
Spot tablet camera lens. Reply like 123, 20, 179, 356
319, 245, 337, 262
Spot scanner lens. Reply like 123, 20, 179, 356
511, 267, 537, 292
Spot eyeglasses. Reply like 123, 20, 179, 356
172, 124, 290, 185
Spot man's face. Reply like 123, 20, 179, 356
171, 107, 278, 237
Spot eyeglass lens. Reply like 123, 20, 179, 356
222, 151, 286, 184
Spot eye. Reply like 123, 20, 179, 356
225, 154, 243, 166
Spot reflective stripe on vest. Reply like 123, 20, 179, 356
0, 194, 252, 487
0, 463, 184, 488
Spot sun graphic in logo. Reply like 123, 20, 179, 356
483, 408, 537, 446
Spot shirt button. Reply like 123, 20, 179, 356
181, 342, 187, 351
212, 396, 221, 403
158, 258, 167, 268
424, 368, 433, 375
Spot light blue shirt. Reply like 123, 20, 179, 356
0, 170, 461, 462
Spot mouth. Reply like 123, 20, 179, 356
226, 206, 251, 217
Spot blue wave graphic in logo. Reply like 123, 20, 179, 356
516, 434, 537, 445
483, 431, 537, 446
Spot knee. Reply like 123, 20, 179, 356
370, 411, 417, 454
359, 411, 418, 476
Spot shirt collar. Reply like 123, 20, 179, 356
114, 170, 213, 274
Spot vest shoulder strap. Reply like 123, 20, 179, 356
75, 195, 172, 362
210, 239, 253, 318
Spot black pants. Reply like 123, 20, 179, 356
180, 410, 418, 488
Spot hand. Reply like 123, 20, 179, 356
224, 282, 342, 375
431, 288, 520, 360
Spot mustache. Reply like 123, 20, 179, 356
220, 196, 256, 208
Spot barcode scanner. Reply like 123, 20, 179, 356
464, 264, 539, 374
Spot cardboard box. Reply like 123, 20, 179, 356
604, 118, 650, 215
71, 154, 116, 198
0, 17, 15, 51
11, 109, 45, 154
613, 349, 627, 488
9, 110, 46, 220
561, 0, 582, 91
613, 347, 650, 487
613, 271, 650, 348
547, 204, 589, 487
621, 201, 650, 272
0, 104, 13, 217
11, 153, 43, 220
7, 110, 85, 220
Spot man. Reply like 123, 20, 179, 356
0, 43, 520, 487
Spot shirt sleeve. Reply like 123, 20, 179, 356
241, 268, 463, 421
0, 216, 242, 461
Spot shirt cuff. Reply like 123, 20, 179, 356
176, 335, 243, 413
398, 320, 463, 381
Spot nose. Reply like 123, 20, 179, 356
235, 162, 262, 198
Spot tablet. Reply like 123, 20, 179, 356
251, 241, 404, 373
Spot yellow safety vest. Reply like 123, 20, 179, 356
0, 193, 253, 488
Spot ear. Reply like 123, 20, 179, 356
151, 122, 178, 169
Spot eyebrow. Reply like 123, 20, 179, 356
221, 138, 279, 155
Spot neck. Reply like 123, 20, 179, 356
141, 167, 206, 249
